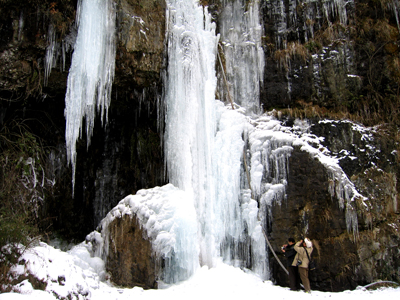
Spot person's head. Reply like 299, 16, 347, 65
288, 237, 295, 245
304, 238, 312, 248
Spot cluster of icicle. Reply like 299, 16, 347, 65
248, 116, 293, 207
64, 0, 116, 192
218, 0, 264, 115
265, 0, 354, 48
248, 116, 367, 241
44, 24, 76, 86
57, 0, 375, 287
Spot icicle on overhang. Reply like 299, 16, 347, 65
64, 0, 116, 193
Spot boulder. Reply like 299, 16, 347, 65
103, 215, 157, 289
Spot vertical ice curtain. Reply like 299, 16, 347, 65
64, 0, 116, 192
163, 0, 219, 267
163, 0, 268, 278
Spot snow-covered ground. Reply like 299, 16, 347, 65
1, 242, 399, 300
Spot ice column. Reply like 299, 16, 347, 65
164, 0, 268, 279
164, 0, 219, 267
219, 0, 264, 114
64, 0, 116, 191
248, 117, 294, 212
265, 0, 354, 48
212, 104, 268, 277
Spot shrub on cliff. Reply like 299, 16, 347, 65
0, 118, 54, 290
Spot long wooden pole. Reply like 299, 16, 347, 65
217, 45, 235, 110
261, 225, 289, 275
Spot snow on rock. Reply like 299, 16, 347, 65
89, 184, 199, 284
6, 242, 106, 299
247, 113, 369, 238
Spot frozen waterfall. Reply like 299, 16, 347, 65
79, 0, 369, 287
81, 0, 268, 286
64, 0, 116, 192
162, 0, 267, 281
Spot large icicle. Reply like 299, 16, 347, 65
64, 0, 116, 192
219, 0, 264, 114
164, 0, 219, 267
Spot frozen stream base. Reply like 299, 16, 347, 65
2, 241, 400, 300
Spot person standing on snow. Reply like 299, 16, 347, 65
292, 238, 313, 293
281, 237, 300, 291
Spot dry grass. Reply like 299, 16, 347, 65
374, 19, 398, 42
274, 92, 400, 131
0, 263, 12, 292
274, 42, 310, 70
273, 100, 349, 120
386, 56, 400, 81
321, 208, 333, 223
314, 22, 347, 45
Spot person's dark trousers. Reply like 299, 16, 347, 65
288, 265, 301, 291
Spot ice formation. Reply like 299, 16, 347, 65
82, 0, 369, 287
162, 0, 219, 269
162, 0, 268, 279
219, 0, 264, 114
17, 11, 24, 42
265, 0, 354, 48
244, 113, 370, 242
44, 24, 57, 86
388, 0, 400, 29
64, 0, 116, 192
247, 115, 294, 229
74, 0, 267, 285
44, 24, 76, 86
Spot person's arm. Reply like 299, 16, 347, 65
293, 240, 303, 252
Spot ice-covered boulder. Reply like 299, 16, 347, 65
86, 184, 199, 288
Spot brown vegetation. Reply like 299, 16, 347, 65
0, 118, 54, 290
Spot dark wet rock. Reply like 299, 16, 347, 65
103, 214, 157, 289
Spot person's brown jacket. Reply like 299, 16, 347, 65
291, 240, 313, 269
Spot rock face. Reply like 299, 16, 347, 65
115, 0, 166, 87
104, 215, 157, 289
268, 119, 400, 291
259, 0, 400, 121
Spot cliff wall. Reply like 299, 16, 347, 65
0, 0, 399, 291
0, 0, 167, 238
